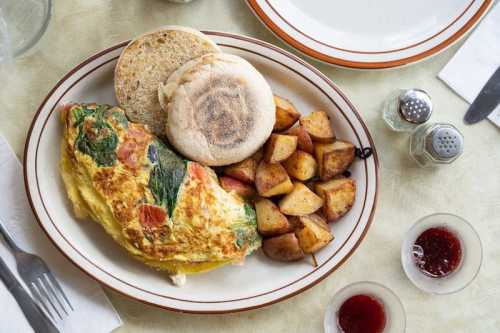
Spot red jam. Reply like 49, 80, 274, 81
413, 227, 462, 278
337, 294, 386, 333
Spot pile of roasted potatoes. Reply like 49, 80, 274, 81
219, 96, 357, 262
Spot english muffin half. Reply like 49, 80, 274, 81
115, 26, 220, 135
159, 53, 275, 166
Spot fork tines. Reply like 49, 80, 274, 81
29, 272, 73, 320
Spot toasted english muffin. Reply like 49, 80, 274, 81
159, 53, 275, 166
114, 26, 220, 135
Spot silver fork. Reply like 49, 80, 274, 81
0, 219, 73, 321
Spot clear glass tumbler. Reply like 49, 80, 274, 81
0, 0, 51, 63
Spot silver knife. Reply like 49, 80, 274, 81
464, 66, 500, 124
0, 256, 59, 333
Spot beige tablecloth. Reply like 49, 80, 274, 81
1, 1, 499, 332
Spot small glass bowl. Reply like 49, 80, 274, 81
401, 213, 482, 295
324, 281, 406, 333
0, 0, 52, 60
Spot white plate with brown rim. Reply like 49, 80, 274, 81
24, 31, 379, 313
246, 0, 493, 69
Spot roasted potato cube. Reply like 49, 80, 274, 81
306, 213, 330, 230
314, 141, 355, 180
299, 111, 335, 143
285, 126, 314, 154
283, 150, 317, 181
315, 178, 356, 222
288, 213, 327, 230
255, 198, 291, 236
323, 141, 355, 178
273, 95, 301, 131
224, 157, 258, 184
256, 161, 294, 197
295, 214, 333, 253
314, 176, 354, 197
264, 134, 298, 163
219, 176, 256, 199
279, 182, 324, 216
262, 233, 305, 261
314, 144, 327, 179
323, 186, 356, 222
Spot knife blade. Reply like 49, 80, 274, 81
0, 256, 59, 333
464, 66, 500, 124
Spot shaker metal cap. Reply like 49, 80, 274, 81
398, 89, 432, 124
428, 125, 464, 160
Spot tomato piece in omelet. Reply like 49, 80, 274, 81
60, 103, 261, 284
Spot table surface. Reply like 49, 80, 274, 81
1, 1, 499, 332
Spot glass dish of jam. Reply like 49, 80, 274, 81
401, 213, 482, 294
324, 281, 406, 333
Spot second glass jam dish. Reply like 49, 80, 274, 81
401, 213, 482, 295
324, 281, 406, 333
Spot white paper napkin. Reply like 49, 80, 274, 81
439, 2, 500, 127
0, 134, 122, 333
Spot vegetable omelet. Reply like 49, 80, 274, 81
60, 103, 261, 284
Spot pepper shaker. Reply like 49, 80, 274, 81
382, 89, 433, 132
409, 123, 464, 167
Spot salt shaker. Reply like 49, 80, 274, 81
409, 123, 464, 167
382, 89, 432, 132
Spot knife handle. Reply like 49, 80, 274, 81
0, 256, 59, 333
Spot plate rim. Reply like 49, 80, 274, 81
246, 0, 493, 69
23, 31, 379, 313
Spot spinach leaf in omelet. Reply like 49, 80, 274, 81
72, 104, 99, 128
148, 140, 187, 217
232, 204, 261, 250
74, 105, 118, 167
244, 203, 257, 226
108, 109, 128, 129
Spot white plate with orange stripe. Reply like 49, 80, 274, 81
24, 31, 378, 313
247, 0, 493, 69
